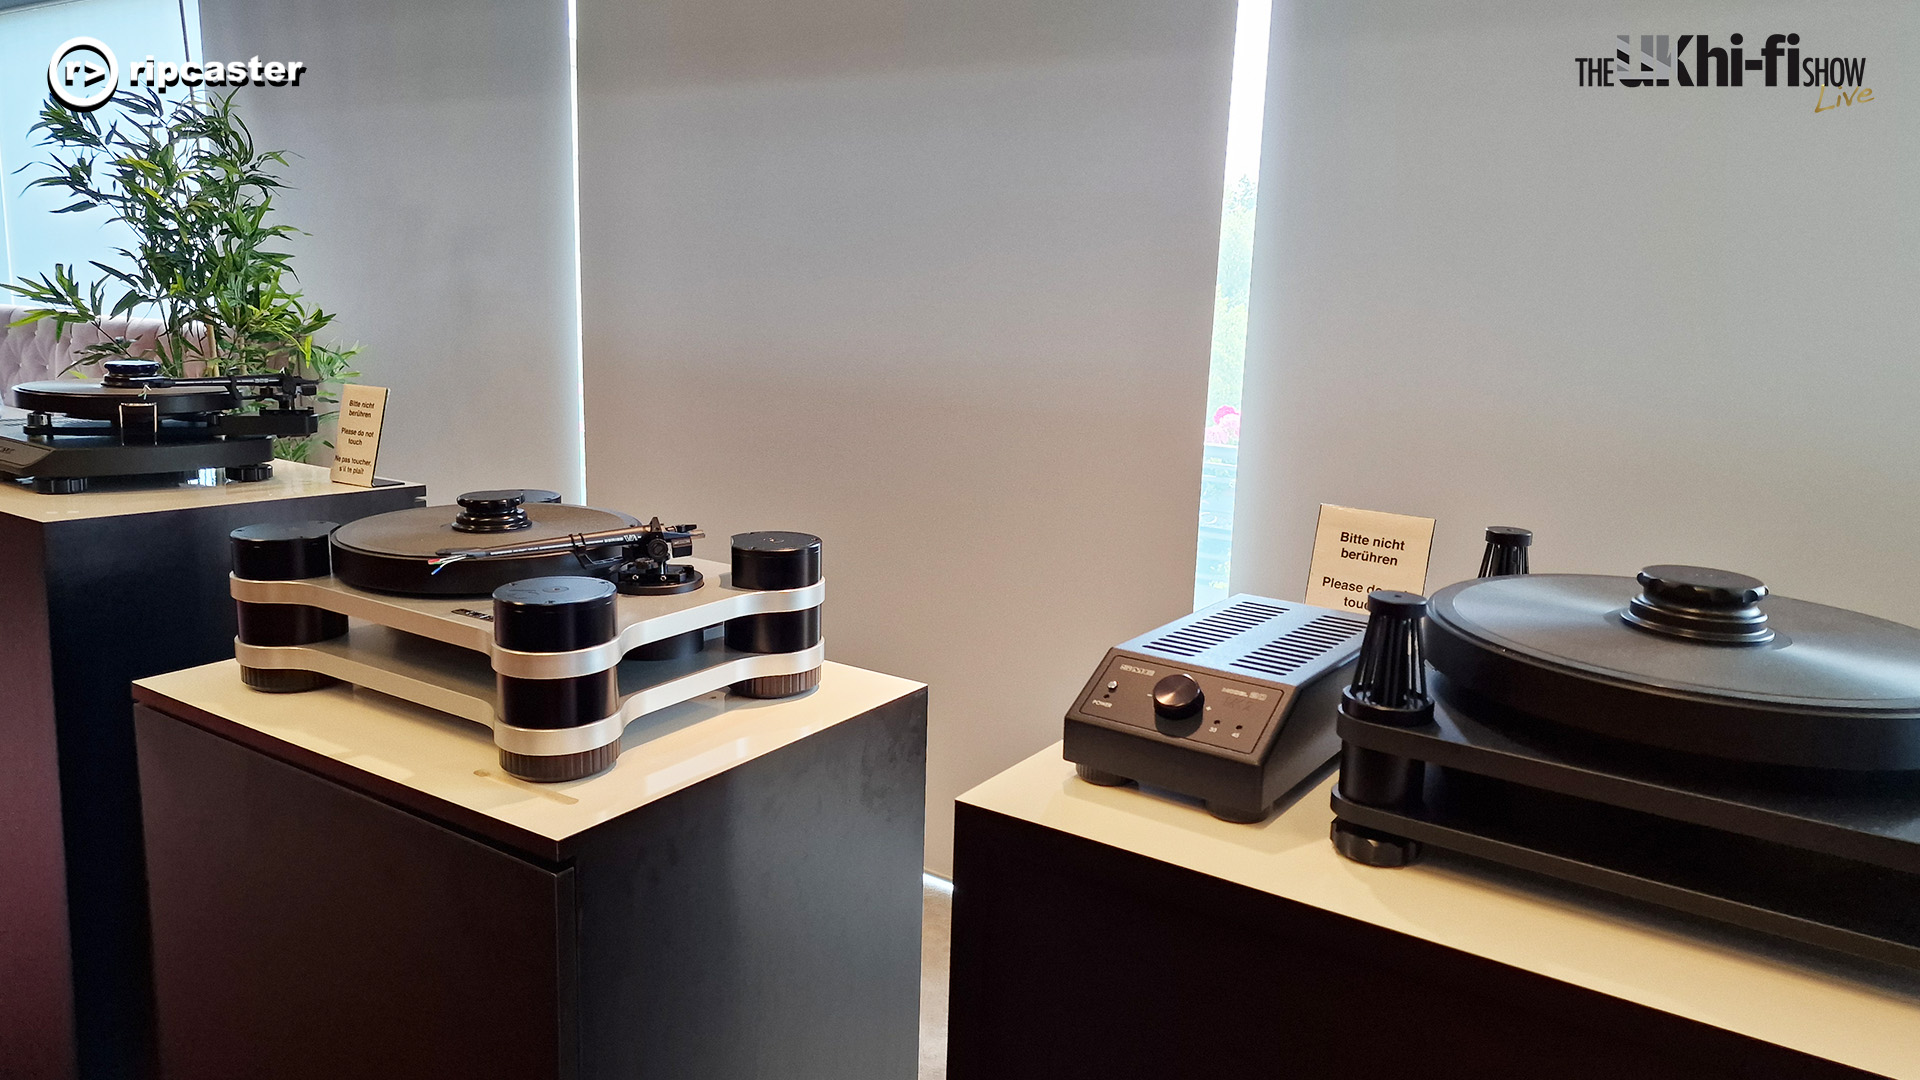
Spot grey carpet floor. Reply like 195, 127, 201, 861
920, 876, 953, 1080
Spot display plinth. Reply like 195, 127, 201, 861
0, 463, 423, 1080
949, 745, 1920, 1080
132, 658, 928, 1080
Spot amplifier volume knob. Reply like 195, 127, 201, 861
1152, 673, 1204, 720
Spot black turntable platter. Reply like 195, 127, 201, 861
332, 491, 640, 596
1425, 566, 1920, 770
10, 380, 240, 418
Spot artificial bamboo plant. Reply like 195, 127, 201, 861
8, 87, 357, 460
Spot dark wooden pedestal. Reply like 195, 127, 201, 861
949, 757, 1903, 1080
0, 468, 423, 1080
133, 664, 927, 1080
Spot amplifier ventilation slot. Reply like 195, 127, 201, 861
1144, 601, 1288, 658
1230, 614, 1365, 678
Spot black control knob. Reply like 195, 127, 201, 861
1152, 673, 1204, 720
454, 490, 533, 533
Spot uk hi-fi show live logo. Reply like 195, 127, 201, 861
1577, 34, 1874, 112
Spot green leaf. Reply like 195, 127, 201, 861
10, 84, 365, 389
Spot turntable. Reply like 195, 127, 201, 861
2, 358, 318, 492
229, 489, 824, 781
1330, 529, 1920, 970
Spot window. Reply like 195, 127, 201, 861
1193, 0, 1272, 608
0, 0, 202, 303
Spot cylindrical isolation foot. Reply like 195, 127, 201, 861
1330, 819, 1421, 867
732, 666, 822, 699
498, 741, 621, 783
1075, 763, 1133, 787
240, 666, 337, 693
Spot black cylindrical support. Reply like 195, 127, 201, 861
626, 628, 707, 662
1340, 590, 1433, 727
725, 608, 823, 698
236, 603, 347, 648
725, 608, 820, 655
493, 577, 618, 653
491, 576, 621, 765
1338, 743, 1422, 808
1332, 589, 1433, 867
495, 672, 620, 730
231, 521, 338, 581
1478, 526, 1532, 578
226, 463, 275, 483
232, 521, 347, 692
727, 532, 824, 698
730, 531, 823, 590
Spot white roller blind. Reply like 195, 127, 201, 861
198, 0, 583, 500
1234, 2, 1920, 626
576, 0, 1238, 872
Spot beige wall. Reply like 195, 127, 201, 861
576, 0, 1237, 873
200, 0, 584, 502
1235, 1, 1920, 626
